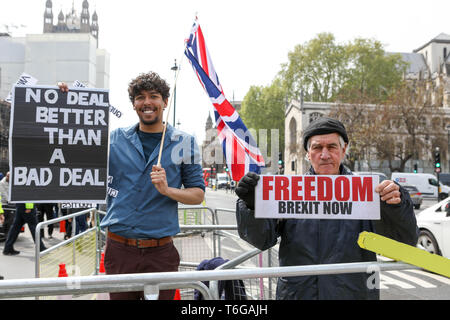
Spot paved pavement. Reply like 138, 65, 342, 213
0, 225, 65, 281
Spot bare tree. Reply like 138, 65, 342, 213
329, 90, 385, 171
376, 78, 446, 172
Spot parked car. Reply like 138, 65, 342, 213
391, 172, 450, 200
353, 171, 388, 183
401, 184, 423, 209
416, 196, 450, 258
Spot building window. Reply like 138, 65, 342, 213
289, 117, 297, 152
309, 112, 323, 123
419, 117, 427, 128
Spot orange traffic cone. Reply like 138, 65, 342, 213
99, 252, 105, 273
59, 221, 66, 233
57, 263, 72, 300
173, 289, 181, 300
95, 252, 110, 300
58, 263, 68, 277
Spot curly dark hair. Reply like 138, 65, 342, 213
128, 72, 170, 103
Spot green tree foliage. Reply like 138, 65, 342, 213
281, 33, 348, 102
240, 79, 286, 156
338, 38, 407, 103
240, 32, 408, 162
280, 33, 407, 104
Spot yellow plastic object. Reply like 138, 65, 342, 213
358, 231, 450, 278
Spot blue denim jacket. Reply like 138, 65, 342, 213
100, 123, 204, 238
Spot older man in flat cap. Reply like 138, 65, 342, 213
235, 116, 418, 300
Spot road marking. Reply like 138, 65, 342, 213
405, 269, 450, 285
380, 274, 415, 289
377, 255, 393, 262
386, 270, 436, 288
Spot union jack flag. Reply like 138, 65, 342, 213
184, 18, 265, 181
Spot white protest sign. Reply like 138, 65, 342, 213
5, 73, 38, 102
73, 80, 122, 118
255, 175, 380, 220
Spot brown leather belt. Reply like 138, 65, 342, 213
107, 231, 172, 248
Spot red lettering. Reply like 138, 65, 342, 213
335, 176, 350, 201
317, 176, 333, 201
262, 176, 274, 200
275, 176, 290, 200
304, 176, 316, 201
352, 176, 373, 201
291, 176, 303, 200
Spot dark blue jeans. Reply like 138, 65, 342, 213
3, 204, 46, 252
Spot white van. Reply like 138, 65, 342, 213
391, 172, 450, 200
216, 173, 229, 189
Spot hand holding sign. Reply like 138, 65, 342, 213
57, 82, 69, 93
375, 180, 401, 205
235, 172, 260, 210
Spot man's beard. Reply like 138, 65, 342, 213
139, 113, 161, 126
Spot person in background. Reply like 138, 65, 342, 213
0, 172, 15, 240
3, 203, 47, 255
0, 198, 5, 279
37, 203, 57, 239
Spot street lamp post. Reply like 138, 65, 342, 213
447, 125, 450, 172
171, 59, 178, 127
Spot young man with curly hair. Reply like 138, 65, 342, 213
58, 72, 205, 300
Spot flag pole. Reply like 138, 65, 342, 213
156, 53, 184, 167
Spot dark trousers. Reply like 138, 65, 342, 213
64, 214, 88, 238
3, 205, 46, 252
37, 205, 55, 238
104, 236, 180, 300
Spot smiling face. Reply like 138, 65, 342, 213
133, 90, 167, 132
307, 133, 347, 175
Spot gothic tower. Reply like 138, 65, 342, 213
80, 0, 90, 33
91, 10, 99, 43
43, 0, 53, 33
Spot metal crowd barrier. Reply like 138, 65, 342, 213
2, 205, 422, 300
0, 261, 420, 299
35, 208, 104, 279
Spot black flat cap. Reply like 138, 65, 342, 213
303, 117, 349, 151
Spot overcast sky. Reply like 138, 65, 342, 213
2, 0, 450, 142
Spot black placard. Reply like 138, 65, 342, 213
9, 85, 109, 203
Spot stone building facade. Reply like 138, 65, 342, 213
284, 33, 450, 176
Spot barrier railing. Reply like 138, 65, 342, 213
31, 205, 279, 299
35, 208, 102, 279
0, 261, 420, 299
14, 205, 424, 300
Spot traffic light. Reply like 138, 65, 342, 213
413, 163, 418, 173
278, 152, 284, 167
434, 149, 441, 169
278, 152, 284, 173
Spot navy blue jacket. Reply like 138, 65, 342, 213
235, 165, 419, 300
